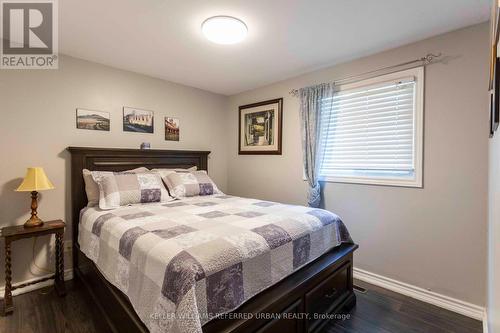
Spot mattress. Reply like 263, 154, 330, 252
78, 194, 353, 333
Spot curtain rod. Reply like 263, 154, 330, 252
289, 52, 442, 97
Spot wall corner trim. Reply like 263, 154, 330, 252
354, 267, 485, 321
483, 309, 489, 333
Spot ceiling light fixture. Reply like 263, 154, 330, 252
202, 16, 248, 45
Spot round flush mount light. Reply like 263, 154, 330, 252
202, 16, 248, 44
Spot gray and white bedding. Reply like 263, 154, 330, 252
79, 195, 353, 333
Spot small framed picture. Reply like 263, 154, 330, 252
239, 98, 283, 155
489, 2, 500, 137
165, 117, 180, 141
491, 58, 500, 137
123, 107, 154, 133
76, 108, 110, 131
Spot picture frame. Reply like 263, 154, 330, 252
490, 0, 500, 90
491, 58, 500, 136
238, 98, 283, 155
165, 117, 180, 141
489, 0, 500, 137
123, 107, 154, 133
76, 108, 110, 131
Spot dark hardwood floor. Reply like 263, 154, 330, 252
0, 279, 482, 333
0, 280, 108, 333
325, 280, 483, 333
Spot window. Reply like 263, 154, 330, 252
319, 67, 424, 187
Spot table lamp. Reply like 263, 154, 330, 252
15, 167, 55, 228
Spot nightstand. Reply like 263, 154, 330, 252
1, 220, 66, 315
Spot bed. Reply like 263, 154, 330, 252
68, 147, 358, 333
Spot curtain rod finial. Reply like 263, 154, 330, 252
289, 89, 299, 97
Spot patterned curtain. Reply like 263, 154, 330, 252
299, 83, 334, 207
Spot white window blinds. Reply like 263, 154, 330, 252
318, 67, 423, 187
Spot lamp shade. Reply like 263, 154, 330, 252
16, 167, 55, 192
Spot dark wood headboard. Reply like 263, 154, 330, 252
67, 147, 210, 266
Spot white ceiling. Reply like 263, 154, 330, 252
60, 0, 490, 95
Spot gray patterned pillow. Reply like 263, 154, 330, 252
92, 171, 172, 210
165, 170, 222, 198
83, 167, 148, 207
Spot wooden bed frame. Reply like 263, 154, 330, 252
68, 146, 358, 333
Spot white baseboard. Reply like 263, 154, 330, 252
353, 267, 485, 321
0, 269, 73, 298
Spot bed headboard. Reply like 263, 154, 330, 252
67, 146, 210, 263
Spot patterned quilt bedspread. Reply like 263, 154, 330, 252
79, 195, 353, 333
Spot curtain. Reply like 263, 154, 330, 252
299, 83, 334, 207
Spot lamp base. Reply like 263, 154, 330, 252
24, 191, 44, 228
24, 216, 43, 228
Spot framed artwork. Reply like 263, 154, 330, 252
490, 0, 500, 137
123, 107, 154, 133
76, 108, 110, 131
239, 98, 283, 155
491, 61, 500, 136
165, 117, 180, 141
490, 0, 499, 90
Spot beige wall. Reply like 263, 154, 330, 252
0, 55, 227, 287
488, 111, 500, 331
0, 24, 490, 310
226, 23, 489, 306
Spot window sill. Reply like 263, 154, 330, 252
321, 175, 422, 188
302, 175, 422, 188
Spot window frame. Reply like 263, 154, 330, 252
318, 67, 424, 188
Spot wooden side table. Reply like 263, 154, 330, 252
1, 220, 66, 315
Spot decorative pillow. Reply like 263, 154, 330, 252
152, 166, 197, 181
152, 166, 198, 192
83, 167, 148, 207
165, 170, 221, 198
92, 171, 171, 210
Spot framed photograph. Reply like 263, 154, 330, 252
239, 98, 283, 155
165, 117, 180, 141
490, 0, 500, 90
123, 107, 154, 133
492, 58, 500, 136
76, 108, 110, 131
490, 0, 500, 137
